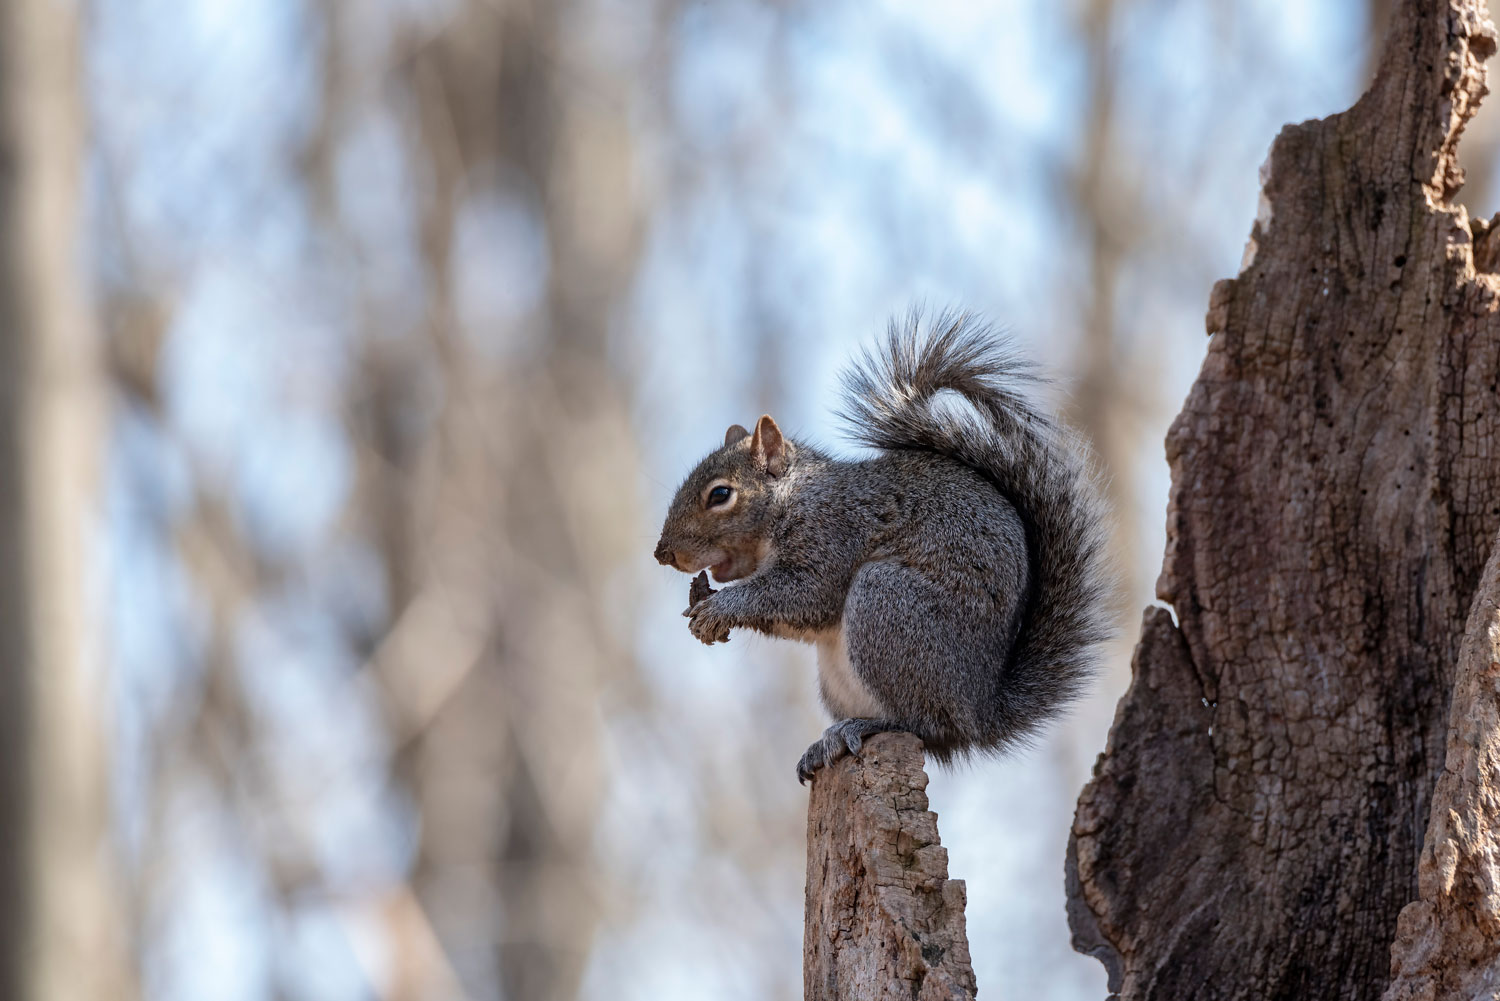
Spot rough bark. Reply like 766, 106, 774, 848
804, 733, 976, 1001
1068, 1, 1500, 999
0, 0, 122, 998
1385, 527, 1500, 1001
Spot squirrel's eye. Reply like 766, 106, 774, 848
706, 485, 733, 508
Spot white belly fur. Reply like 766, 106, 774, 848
814, 624, 885, 719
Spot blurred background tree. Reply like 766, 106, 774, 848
5, 0, 1490, 999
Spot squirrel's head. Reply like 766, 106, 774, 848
655, 415, 791, 582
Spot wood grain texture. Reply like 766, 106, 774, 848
1068, 1, 1500, 998
804, 733, 976, 1001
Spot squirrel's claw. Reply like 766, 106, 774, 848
797, 719, 898, 784
795, 743, 824, 784
794, 731, 848, 784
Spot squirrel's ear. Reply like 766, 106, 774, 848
724, 424, 751, 447
751, 414, 786, 476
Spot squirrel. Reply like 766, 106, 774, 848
653, 312, 1113, 783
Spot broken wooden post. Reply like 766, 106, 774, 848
803, 732, 977, 1001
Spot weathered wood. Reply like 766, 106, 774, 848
1385, 528, 1500, 1001
1067, 1, 1500, 999
804, 733, 976, 1001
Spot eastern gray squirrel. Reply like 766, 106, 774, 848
653, 313, 1113, 782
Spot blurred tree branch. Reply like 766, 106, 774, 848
0, 0, 128, 997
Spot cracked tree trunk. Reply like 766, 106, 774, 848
1067, 2, 1500, 999
804, 733, 977, 1001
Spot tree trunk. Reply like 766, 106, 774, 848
1067, 2, 1500, 999
1385, 527, 1500, 1000
804, 733, 976, 1001
0, 1, 122, 998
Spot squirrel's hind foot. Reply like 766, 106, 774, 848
796, 718, 900, 784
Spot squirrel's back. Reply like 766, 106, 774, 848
839, 311, 1114, 752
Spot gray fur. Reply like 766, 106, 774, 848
655, 312, 1114, 781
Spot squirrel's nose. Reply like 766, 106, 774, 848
654, 539, 675, 566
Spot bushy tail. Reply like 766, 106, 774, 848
840, 311, 1114, 750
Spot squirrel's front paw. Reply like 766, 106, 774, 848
686, 594, 732, 645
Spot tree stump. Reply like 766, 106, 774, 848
1067, 1, 1500, 998
804, 733, 977, 1001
